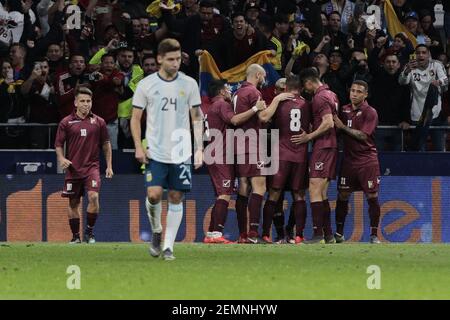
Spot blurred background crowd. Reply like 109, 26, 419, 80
0, 0, 449, 151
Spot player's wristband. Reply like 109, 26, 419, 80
252, 105, 259, 113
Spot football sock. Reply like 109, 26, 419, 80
145, 198, 162, 233
293, 200, 307, 237
322, 200, 333, 237
248, 193, 263, 237
235, 195, 248, 236
335, 199, 349, 236
208, 203, 216, 233
262, 199, 277, 237
286, 205, 295, 230
311, 201, 324, 237
213, 199, 228, 233
163, 202, 183, 252
69, 218, 80, 237
273, 197, 285, 238
368, 197, 380, 236
86, 212, 97, 235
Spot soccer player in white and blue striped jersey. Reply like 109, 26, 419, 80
131, 38, 203, 261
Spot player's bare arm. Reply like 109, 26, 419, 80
190, 106, 204, 169
333, 114, 368, 141
102, 141, 114, 178
130, 107, 148, 164
230, 97, 266, 126
55, 146, 72, 169
291, 113, 333, 144
258, 93, 294, 123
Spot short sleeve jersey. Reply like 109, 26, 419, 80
132, 72, 201, 164
339, 101, 379, 167
202, 96, 235, 163
272, 95, 311, 163
232, 81, 264, 155
312, 84, 339, 150
55, 112, 109, 179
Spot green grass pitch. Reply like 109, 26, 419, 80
1, 243, 450, 299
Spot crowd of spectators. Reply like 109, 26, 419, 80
1, 0, 450, 151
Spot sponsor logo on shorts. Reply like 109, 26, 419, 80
257, 161, 265, 169
340, 177, 346, 185
222, 180, 231, 188
368, 180, 373, 189
66, 183, 72, 191
146, 173, 152, 182
315, 162, 324, 171
92, 180, 97, 188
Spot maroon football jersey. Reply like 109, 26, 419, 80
202, 96, 235, 164
55, 112, 109, 179
233, 81, 264, 155
339, 101, 379, 167
272, 95, 311, 163
312, 84, 339, 150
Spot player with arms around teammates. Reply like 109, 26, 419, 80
292, 67, 339, 244
232, 64, 269, 244
55, 87, 113, 244
333, 80, 381, 244
202, 79, 266, 244
131, 38, 203, 261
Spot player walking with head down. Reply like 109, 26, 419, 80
292, 67, 339, 244
55, 86, 113, 244
131, 38, 203, 260
333, 80, 381, 244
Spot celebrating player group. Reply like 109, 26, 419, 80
202, 65, 381, 246
55, 38, 381, 261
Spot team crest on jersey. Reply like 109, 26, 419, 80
248, 38, 253, 46
222, 180, 231, 188
257, 161, 265, 169
315, 162, 324, 171
146, 172, 152, 182
356, 111, 362, 117
179, 90, 185, 97
90, 118, 96, 124
92, 180, 97, 188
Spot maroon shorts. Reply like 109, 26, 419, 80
268, 160, 308, 191
62, 171, 101, 199
338, 163, 380, 194
207, 163, 235, 196
235, 153, 268, 178
309, 148, 337, 180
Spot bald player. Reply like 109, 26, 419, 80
232, 63, 268, 244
